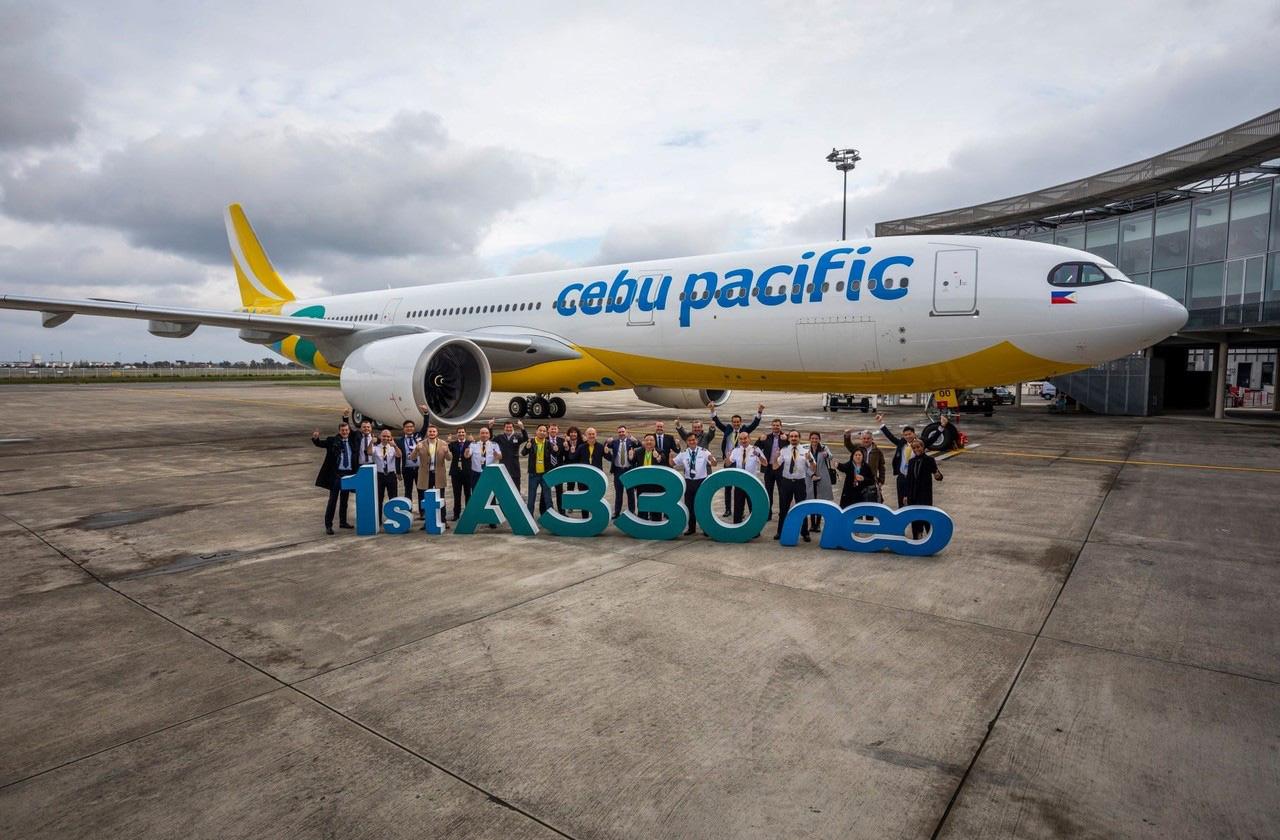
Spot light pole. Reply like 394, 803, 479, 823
825, 147, 862, 240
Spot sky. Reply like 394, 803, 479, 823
1, 0, 1278, 363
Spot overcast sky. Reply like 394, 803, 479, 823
2, 0, 1278, 362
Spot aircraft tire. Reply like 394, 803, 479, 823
528, 397, 550, 419
548, 397, 567, 418
508, 396, 528, 418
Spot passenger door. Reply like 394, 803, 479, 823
933, 249, 978, 314
628, 271, 665, 327
381, 297, 402, 324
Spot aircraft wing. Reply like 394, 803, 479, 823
0, 293, 539, 353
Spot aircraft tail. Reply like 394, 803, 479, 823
224, 204, 296, 310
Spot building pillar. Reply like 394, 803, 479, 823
1014, 381, 1023, 407
1213, 340, 1228, 419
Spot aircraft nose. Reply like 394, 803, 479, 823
1145, 293, 1188, 337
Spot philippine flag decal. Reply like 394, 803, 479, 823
1051, 290, 1077, 305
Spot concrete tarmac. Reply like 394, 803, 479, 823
0, 383, 1277, 839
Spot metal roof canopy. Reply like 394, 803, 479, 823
876, 108, 1280, 236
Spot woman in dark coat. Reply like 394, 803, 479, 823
837, 447, 877, 507
902, 439, 944, 538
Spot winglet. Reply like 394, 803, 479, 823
225, 204, 295, 310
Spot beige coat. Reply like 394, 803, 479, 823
413, 438, 452, 491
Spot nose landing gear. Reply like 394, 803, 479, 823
508, 394, 566, 420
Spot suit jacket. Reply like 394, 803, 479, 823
675, 424, 716, 450
521, 437, 559, 477
486, 426, 528, 478
604, 435, 640, 473
651, 432, 680, 461
711, 412, 761, 456
836, 459, 876, 507
880, 425, 913, 474
843, 432, 887, 485
902, 454, 942, 506
629, 447, 666, 468
447, 439, 469, 476
577, 441, 607, 469
755, 432, 787, 472
413, 438, 451, 489
556, 437, 581, 466
397, 433, 422, 474
313, 435, 358, 489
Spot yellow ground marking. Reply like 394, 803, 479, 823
950, 447, 1280, 475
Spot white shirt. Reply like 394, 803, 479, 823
358, 433, 376, 464
373, 443, 399, 474
401, 434, 420, 466
468, 440, 499, 471
726, 444, 767, 475
673, 446, 713, 480
778, 444, 813, 480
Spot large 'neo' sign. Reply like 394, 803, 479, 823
341, 463, 952, 556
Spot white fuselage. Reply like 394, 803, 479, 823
275, 235, 1187, 393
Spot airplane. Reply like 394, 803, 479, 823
1, 204, 1187, 426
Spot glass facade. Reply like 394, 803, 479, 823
1015, 178, 1280, 321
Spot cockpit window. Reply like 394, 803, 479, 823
1047, 261, 1116, 287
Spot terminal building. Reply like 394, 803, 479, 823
877, 107, 1280, 417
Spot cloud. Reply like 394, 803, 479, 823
786, 35, 1280, 242
0, 2, 83, 149
1, 111, 560, 270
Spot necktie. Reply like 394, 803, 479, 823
482, 443, 487, 462
789, 446, 797, 473
644, 451, 652, 466
657, 434, 663, 451
687, 448, 696, 479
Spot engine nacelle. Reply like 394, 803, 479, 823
633, 387, 732, 410
339, 333, 491, 426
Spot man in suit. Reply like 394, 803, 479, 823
547, 423, 566, 510
486, 418, 528, 490
843, 428, 886, 502
352, 419, 377, 469
412, 425, 450, 526
711, 402, 764, 514
629, 433, 665, 521
311, 420, 358, 535
604, 424, 640, 519
521, 424, 557, 514
675, 418, 716, 450
902, 439, 944, 538
755, 418, 786, 519
876, 413, 918, 510
447, 427, 471, 520
652, 421, 679, 464
772, 429, 814, 542
398, 420, 422, 513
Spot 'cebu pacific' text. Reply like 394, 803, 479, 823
553, 246, 914, 327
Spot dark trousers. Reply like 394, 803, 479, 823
763, 467, 779, 519
377, 471, 398, 510
450, 471, 470, 519
911, 519, 931, 540
774, 476, 809, 537
324, 469, 357, 527
527, 472, 551, 514
420, 470, 443, 515
683, 477, 704, 534
732, 488, 751, 523
895, 474, 908, 508
401, 468, 418, 510
636, 485, 661, 521
612, 469, 636, 517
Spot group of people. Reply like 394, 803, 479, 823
312, 402, 944, 539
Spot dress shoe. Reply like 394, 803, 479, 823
339, 523, 353, 529
802, 534, 811, 543
772, 534, 780, 540
326, 527, 335, 535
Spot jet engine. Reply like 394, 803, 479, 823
633, 387, 732, 410
339, 333, 491, 426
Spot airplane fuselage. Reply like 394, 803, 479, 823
269, 235, 1187, 395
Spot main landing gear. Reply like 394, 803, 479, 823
508, 394, 566, 420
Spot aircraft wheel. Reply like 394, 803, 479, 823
921, 421, 947, 452
548, 397, 567, 418
350, 409, 365, 426
528, 397, 550, 419
508, 396, 528, 418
